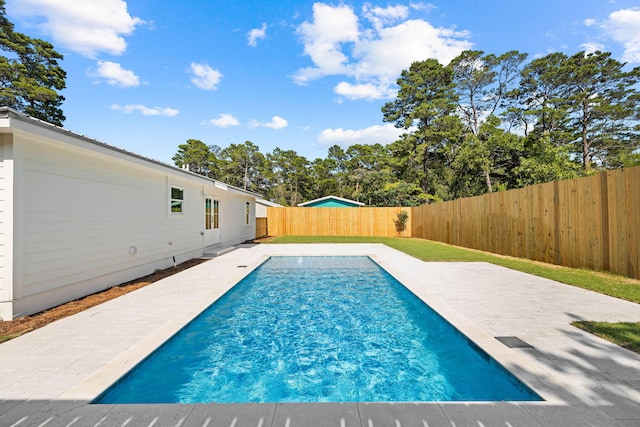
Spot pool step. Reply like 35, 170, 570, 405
201, 244, 236, 258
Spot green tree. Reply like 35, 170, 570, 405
0, 0, 66, 125
220, 141, 266, 192
325, 145, 348, 197
382, 58, 457, 129
356, 168, 399, 206
382, 58, 459, 197
448, 50, 527, 191
449, 50, 526, 134
345, 143, 388, 172
504, 52, 571, 142
449, 50, 496, 135
417, 114, 466, 200
386, 133, 425, 187
370, 181, 428, 207
344, 143, 389, 200
265, 148, 310, 206
308, 157, 339, 199
513, 134, 579, 186
172, 139, 221, 178
557, 51, 640, 170
507, 51, 640, 171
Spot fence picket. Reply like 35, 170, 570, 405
266, 166, 639, 279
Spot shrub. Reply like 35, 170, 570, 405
393, 209, 409, 232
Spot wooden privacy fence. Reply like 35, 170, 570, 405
413, 166, 639, 279
267, 206, 412, 237
255, 217, 268, 238
266, 166, 639, 279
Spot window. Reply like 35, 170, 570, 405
205, 198, 212, 229
171, 187, 184, 214
245, 201, 250, 225
213, 200, 220, 229
205, 199, 219, 228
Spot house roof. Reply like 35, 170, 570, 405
0, 107, 262, 199
298, 195, 365, 207
256, 198, 282, 207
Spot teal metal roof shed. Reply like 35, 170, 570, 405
297, 196, 365, 208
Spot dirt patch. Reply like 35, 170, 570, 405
0, 258, 208, 343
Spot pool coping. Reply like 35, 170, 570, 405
92, 254, 545, 405
60, 255, 270, 403
369, 254, 554, 402
1, 243, 639, 426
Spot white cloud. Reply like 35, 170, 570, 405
584, 18, 596, 27
209, 113, 240, 127
111, 104, 178, 116
317, 123, 405, 145
250, 116, 288, 129
334, 81, 396, 100
293, 2, 472, 99
294, 3, 359, 84
92, 61, 140, 87
264, 116, 289, 129
409, 2, 436, 12
190, 63, 223, 90
580, 42, 605, 54
353, 19, 471, 78
248, 23, 267, 47
7, 0, 143, 57
363, 3, 409, 31
601, 8, 640, 63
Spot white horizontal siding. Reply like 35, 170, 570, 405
0, 119, 258, 320
20, 137, 205, 297
219, 194, 256, 246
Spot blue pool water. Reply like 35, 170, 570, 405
95, 256, 541, 403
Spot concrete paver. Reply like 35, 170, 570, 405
0, 243, 639, 426
183, 403, 276, 427
439, 402, 544, 426
358, 402, 451, 426
273, 403, 360, 427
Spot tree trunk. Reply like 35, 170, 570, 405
484, 169, 493, 193
421, 150, 430, 196
582, 102, 590, 170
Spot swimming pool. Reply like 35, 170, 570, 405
95, 256, 541, 403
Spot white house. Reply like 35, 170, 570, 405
255, 198, 281, 218
0, 107, 259, 320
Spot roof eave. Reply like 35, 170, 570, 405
0, 107, 263, 199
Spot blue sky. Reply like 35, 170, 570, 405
6, 0, 640, 164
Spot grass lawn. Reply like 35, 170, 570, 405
266, 235, 640, 354
572, 321, 640, 353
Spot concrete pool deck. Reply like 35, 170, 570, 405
1, 243, 639, 426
